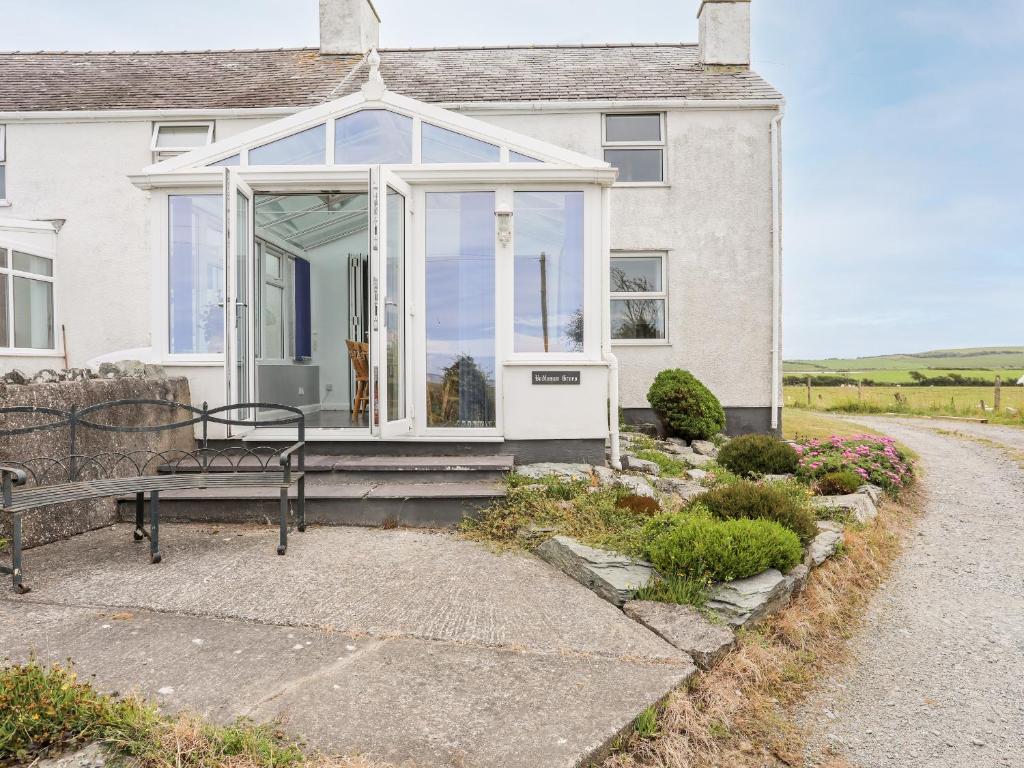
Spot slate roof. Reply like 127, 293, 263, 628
0, 44, 782, 113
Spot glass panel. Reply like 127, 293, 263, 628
514, 191, 585, 353
604, 149, 664, 183
235, 191, 250, 413
611, 298, 666, 340
210, 154, 240, 167
13, 276, 54, 349
0, 274, 7, 347
168, 194, 224, 354
425, 192, 496, 428
155, 124, 210, 148
510, 151, 543, 164
611, 256, 662, 292
262, 283, 285, 360
265, 250, 282, 279
0, 165, 6, 200
0, 247, 7, 267
605, 114, 661, 142
336, 110, 413, 164
249, 124, 326, 165
422, 124, 500, 163
12, 251, 53, 277
385, 187, 406, 422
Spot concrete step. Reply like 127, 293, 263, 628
117, 480, 506, 528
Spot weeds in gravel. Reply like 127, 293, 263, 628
0, 660, 390, 768
602, 487, 923, 768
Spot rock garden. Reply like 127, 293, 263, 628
462, 369, 916, 675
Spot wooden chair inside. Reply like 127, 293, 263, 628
346, 340, 370, 421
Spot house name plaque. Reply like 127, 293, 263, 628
532, 371, 581, 386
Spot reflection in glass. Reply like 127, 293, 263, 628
510, 151, 543, 164
604, 148, 664, 183
0, 274, 7, 347
514, 191, 584, 353
169, 195, 224, 354
611, 257, 662, 292
611, 299, 666, 340
13, 276, 54, 349
385, 188, 406, 422
249, 124, 326, 165
336, 110, 413, 164
425, 192, 496, 428
422, 124, 500, 163
605, 114, 662, 142
210, 154, 240, 167
234, 191, 250, 414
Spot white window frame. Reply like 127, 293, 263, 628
609, 251, 669, 346
0, 246, 57, 353
151, 122, 215, 162
0, 125, 9, 206
255, 240, 294, 363
602, 113, 668, 187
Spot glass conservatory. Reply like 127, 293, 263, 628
131, 60, 618, 445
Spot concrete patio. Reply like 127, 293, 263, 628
0, 524, 695, 767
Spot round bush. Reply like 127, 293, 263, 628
697, 480, 817, 544
644, 513, 803, 583
646, 369, 726, 442
814, 470, 863, 496
717, 434, 799, 478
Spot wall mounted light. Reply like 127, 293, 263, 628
495, 206, 513, 247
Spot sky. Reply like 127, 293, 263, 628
1, 0, 1021, 360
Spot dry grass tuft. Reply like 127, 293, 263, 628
603, 487, 923, 768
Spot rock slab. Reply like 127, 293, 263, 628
805, 529, 844, 567
624, 601, 735, 670
537, 536, 657, 606
812, 492, 878, 524
518, 463, 593, 481
625, 456, 661, 476
705, 569, 796, 628
614, 474, 656, 499
691, 440, 718, 457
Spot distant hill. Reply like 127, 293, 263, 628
785, 347, 1024, 383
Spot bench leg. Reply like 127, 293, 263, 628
297, 476, 306, 533
11, 514, 29, 594
277, 487, 288, 556
134, 492, 145, 541
150, 491, 161, 564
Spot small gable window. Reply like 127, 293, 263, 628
250, 124, 327, 166
0, 125, 7, 202
335, 110, 413, 165
603, 113, 665, 184
422, 124, 500, 164
510, 151, 543, 164
151, 122, 214, 162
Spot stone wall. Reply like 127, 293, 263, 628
0, 366, 194, 548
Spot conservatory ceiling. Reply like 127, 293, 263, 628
256, 193, 367, 252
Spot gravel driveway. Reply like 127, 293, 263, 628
802, 416, 1024, 767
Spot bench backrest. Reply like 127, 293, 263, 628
0, 400, 305, 487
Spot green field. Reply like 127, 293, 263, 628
785, 346, 1024, 385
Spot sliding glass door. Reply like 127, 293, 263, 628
224, 170, 255, 433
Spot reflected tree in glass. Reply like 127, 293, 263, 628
611, 266, 663, 339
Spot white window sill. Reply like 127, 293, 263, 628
0, 200, 12, 208
0, 348, 63, 357
611, 340, 672, 347
612, 182, 670, 189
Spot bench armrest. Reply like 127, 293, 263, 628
278, 441, 305, 484
1, 466, 27, 509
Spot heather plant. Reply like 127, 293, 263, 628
716, 434, 799, 478
695, 480, 818, 544
793, 434, 913, 493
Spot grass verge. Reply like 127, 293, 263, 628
0, 661, 387, 768
602, 486, 923, 768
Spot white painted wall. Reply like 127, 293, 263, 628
0, 101, 779, 423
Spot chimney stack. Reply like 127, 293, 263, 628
320, 0, 380, 55
698, 0, 751, 70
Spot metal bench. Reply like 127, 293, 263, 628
0, 399, 306, 594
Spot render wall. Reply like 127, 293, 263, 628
0, 105, 778, 418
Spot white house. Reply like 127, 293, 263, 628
0, 0, 783, 464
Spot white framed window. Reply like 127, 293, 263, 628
0, 125, 8, 204
602, 113, 666, 185
0, 245, 56, 351
610, 252, 668, 343
256, 241, 294, 361
151, 122, 214, 162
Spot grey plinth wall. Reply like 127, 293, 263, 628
0, 377, 194, 548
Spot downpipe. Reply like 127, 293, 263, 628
600, 185, 623, 470
605, 351, 622, 470
770, 111, 784, 432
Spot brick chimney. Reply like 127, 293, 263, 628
698, 0, 751, 70
320, 0, 380, 55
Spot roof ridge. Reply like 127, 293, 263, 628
0, 42, 697, 56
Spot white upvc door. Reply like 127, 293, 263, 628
373, 167, 414, 437
224, 169, 256, 436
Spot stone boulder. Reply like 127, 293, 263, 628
705, 569, 796, 628
2, 369, 29, 385
682, 452, 714, 469
614, 474, 656, 499
686, 468, 709, 482
624, 601, 735, 670
762, 473, 795, 483
652, 477, 705, 502
30, 369, 60, 384
812, 492, 877, 524
691, 440, 718, 457
805, 529, 843, 567
518, 463, 593, 482
787, 564, 810, 595
624, 456, 660, 476
857, 484, 884, 504
592, 465, 618, 487
536, 536, 657, 606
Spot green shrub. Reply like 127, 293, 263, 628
696, 480, 818, 544
717, 434, 799, 478
647, 369, 726, 442
814, 470, 863, 496
643, 513, 803, 583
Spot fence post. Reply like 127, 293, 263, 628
806, 376, 812, 406
994, 376, 1002, 412
858, 382, 864, 402
68, 406, 78, 482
